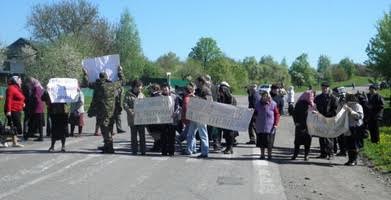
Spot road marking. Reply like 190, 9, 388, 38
252, 147, 287, 200
0, 155, 97, 200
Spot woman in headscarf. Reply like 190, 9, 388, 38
291, 90, 314, 161
254, 90, 280, 160
41, 90, 69, 152
343, 93, 364, 166
69, 87, 85, 137
27, 77, 45, 141
4, 76, 25, 147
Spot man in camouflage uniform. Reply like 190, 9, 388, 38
83, 66, 124, 153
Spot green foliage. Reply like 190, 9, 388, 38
114, 9, 144, 80
207, 57, 248, 91
188, 37, 223, 69
289, 53, 316, 87
26, 41, 83, 85
317, 55, 333, 83
366, 8, 391, 81
176, 58, 203, 81
332, 66, 348, 82
338, 57, 356, 79
27, 0, 99, 42
156, 52, 182, 74
363, 127, 391, 172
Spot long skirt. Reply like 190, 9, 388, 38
51, 114, 69, 141
256, 132, 275, 148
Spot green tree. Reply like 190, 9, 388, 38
27, 0, 99, 42
332, 66, 348, 82
25, 41, 83, 85
338, 57, 355, 79
189, 37, 222, 70
317, 55, 333, 82
156, 52, 182, 74
289, 53, 316, 87
114, 9, 144, 80
242, 56, 260, 81
176, 58, 203, 80
259, 55, 279, 66
366, 8, 391, 80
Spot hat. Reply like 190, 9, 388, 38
369, 84, 379, 90
321, 82, 330, 87
220, 81, 230, 88
271, 84, 279, 89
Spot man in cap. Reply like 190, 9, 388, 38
314, 82, 338, 159
82, 67, 125, 153
366, 84, 384, 143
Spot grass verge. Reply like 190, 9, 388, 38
362, 89, 391, 173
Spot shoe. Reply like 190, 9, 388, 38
223, 148, 233, 154
61, 147, 66, 152
34, 137, 44, 142
267, 156, 272, 160
168, 153, 174, 157
336, 151, 347, 157
102, 148, 115, 154
291, 155, 297, 160
260, 155, 265, 160
246, 141, 256, 145
12, 143, 24, 147
97, 146, 104, 150
344, 161, 357, 166
304, 156, 309, 161
327, 155, 334, 160
48, 147, 55, 152
197, 154, 208, 158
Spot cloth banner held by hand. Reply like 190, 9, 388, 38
306, 107, 349, 138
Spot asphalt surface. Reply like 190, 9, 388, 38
0, 88, 390, 200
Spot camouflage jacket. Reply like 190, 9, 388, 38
82, 69, 124, 119
123, 90, 145, 126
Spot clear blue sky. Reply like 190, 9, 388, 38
0, 0, 390, 67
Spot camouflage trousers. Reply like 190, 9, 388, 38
97, 116, 115, 151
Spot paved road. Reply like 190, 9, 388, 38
0, 93, 390, 200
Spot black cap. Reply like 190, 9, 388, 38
321, 82, 330, 87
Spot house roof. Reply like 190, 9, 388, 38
7, 38, 37, 51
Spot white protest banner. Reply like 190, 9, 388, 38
82, 54, 120, 82
186, 98, 254, 132
47, 78, 79, 103
307, 107, 350, 138
134, 96, 174, 125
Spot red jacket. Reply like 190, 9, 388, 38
5, 84, 25, 112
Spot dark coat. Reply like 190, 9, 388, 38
366, 93, 384, 121
314, 93, 338, 117
292, 100, 312, 146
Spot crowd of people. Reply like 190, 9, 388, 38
0, 68, 385, 166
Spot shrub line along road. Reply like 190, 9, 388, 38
0, 88, 389, 200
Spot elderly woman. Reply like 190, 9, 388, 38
343, 93, 364, 166
4, 76, 25, 147
27, 77, 45, 141
254, 90, 280, 160
42, 91, 69, 152
291, 91, 314, 161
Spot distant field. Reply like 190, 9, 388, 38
295, 76, 371, 92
